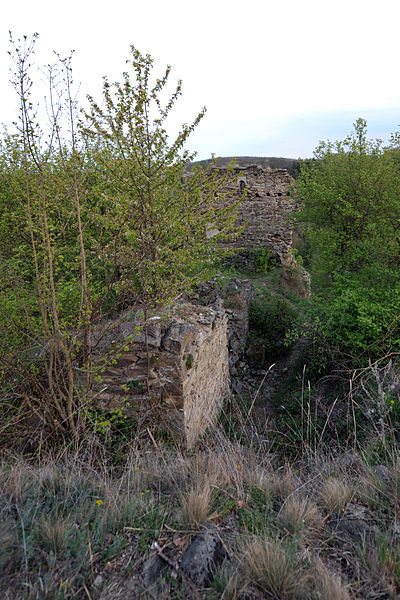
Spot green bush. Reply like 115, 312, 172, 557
249, 245, 277, 274
313, 276, 400, 357
294, 119, 400, 361
248, 294, 296, 363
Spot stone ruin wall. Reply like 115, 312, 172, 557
91, 166, 299, 447
216, 165, 297, 264
91, 301, 230, 448
90, 280, 254, 448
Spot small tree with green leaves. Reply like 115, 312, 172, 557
294, 119, 400, 357
0, 38, 241, 438
84, 46, 240, 313
0, 34, 98, 437
83, 46, 241, 388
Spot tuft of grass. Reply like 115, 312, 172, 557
311, 557, 352, 600
360, 532, 400, 596
354, 476, 381, 510
34, 515, 72, 556
239, 535, 308, 598
0, 520, 20, 571
375, 534, 400, 585
319, 478, 353, 513
270, 465, 300, 500
179, 479, 213, 530
279, 496, 323, 538
244, 466, 274, 500
211, 559, 242, 599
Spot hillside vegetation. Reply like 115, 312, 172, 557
1, 35, 400, 600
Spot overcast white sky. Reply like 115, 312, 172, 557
2, 0, 400, 159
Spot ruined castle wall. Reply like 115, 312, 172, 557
91, 303, 230, 448
217, 165, 297, 264
88, 166, 300, 446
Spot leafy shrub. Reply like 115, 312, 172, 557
314, 276, 400, 357
249, 245, 277, 274
248, 293, 296, 364
294, 119, 400, 361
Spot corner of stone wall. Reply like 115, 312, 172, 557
90, 302, 231, 448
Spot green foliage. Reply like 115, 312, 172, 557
376, 535, 400, 584
83, 46, 240, 311
237, 485, 273, 536
291, 247, 303, 267
294, 119, 400, 359
316, 275, 400, 355
185, 353, 194, 369
295, 119, 400, 287
0, 36, 240, 438
249, 245, 277, 274
248, 292, 296, 363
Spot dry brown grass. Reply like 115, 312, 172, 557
34, 515, 72, 556
179, 478, 213, 530
205, 440, 259, 492
270, 465, 300, 500
240, 535, 309, 598
279, 496, 323, 538
354, 475, 381, 510
0, 459, 34, 503
0, 520, 20, 571
2, 433, 399, 600
244, 465, 274, 499
213, 560, 243, 600
319, 477, 353, 513
311, 556, 352, 600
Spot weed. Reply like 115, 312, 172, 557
211, 559, 242, 599
248, 292, 295, 365
270, 466, 300, 500
249, 245, 277, 274
311, 556, 351, 600
376, 534, 400, 584
179, 479, 213, 530
238, 486, 273, 535
185, 353, 194, 369
34, 515, 72, 556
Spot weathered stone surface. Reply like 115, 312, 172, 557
330, 509, 378, 544
223, 278, 255, 369
190, 278, 255, 374
142, 553, 169, 589
370, 464, 393, 488
162, 321, 198, 353
120, 316, 162, 347
183, 310, 229, 447
91, 302, 230, 447
215, 165, 298, 265
179, 523, 225, 586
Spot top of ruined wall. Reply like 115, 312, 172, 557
193, 156, 301, 178
215, 165, 297, 264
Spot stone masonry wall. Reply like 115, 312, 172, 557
190, 278, 255, 375
216, 165, 297, 264
91, 302, 230, 448
89, 164, 299, 446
